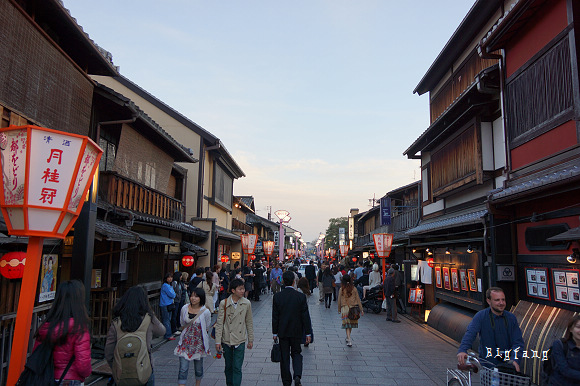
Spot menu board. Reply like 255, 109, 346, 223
552, 268, 580, 305
408, 288, 424, 304
525, 267, 549, 300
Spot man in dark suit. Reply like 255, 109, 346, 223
304, 261, 317, 293
272, 271, 312, 386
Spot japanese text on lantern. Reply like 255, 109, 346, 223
38, 137, 69, 205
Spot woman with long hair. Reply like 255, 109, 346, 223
198, 271, 217, 313
297, 276, 311, 296
174, 287, 212, 386
105, 286, 165, 385
337, 274, 364, 347
212, 265, 221, 310
322, 266, 334, 308
549, 314, 580, 385
32, 280, 92, 384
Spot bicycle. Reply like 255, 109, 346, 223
447, 352, 532, 386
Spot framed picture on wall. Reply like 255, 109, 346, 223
468, 269, 477, 291
552, 268, 580, 305
525, 267, 550, 300
451, 268, 460, 292
435, 266, 442, 288
459, 269, 468, 291
408, 288, 416, 303
443, 267, 451, 290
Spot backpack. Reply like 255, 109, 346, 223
112, 314, 152, 386
542, 338, 568, 383
16, 340, 75, 386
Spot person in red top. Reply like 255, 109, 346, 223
33, 280, 92, 384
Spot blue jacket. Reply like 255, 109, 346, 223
458, 308, 524, 366
550, 338, 580, 385
160, 282, 176, 306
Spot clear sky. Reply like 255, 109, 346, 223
64, 0, 475, 242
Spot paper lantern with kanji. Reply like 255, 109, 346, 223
0, 252, 26, 279
220, 254, 229, 263
182, 255, 194, 267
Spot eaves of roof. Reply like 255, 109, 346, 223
95, 83, 198, 163
110, 75, 245, 178
488, 159, 580, 204
414, 0, 503, 95
383, 181, 421, 198
52, 0, 119, 76
480, 0, 547, 53
246, 213, 279, 231
405, 66, 499, 158
405, 208, 487, 236
133, 213, 209, 239
358, 206, 380, 223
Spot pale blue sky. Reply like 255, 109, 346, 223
64, 0, 474, 242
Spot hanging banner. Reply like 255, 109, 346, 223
380, 197, 392, 226
39, 254, 58, 303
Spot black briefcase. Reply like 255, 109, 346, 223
271, 340, 281, 363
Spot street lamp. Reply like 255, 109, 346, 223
294, 231, 301, 261
275, 210, 291, 262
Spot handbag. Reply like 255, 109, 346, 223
210, 301, 228, 339
347, 305, 361, 320
271, 339, 281, 363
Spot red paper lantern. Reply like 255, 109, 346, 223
352, 257, 357, 262
182, 255, 194, 267
427, 258, 435, 268
220, 254, 230, 263
0, 252, 27, 279
250, 254, 256, 261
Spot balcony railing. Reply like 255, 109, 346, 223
232, 218, 252, 233
100, 171, 183, 222
354, 207, 420, 247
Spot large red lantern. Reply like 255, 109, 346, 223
221, 254, 230, 263
182, 255, 194, 267
0, 252, 26, 279
250, 254, 256, 261
352, 257, 357, 262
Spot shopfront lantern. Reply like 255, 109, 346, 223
427, 258, 435, 268
250, 254, 256, 261
1, 126, 102, 385
0, 252, 26, 279
220, 254, 230, 263
352, 257, 357, 263
182, 255, 194, 267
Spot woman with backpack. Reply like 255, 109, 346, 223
548, 314, 580, 385
29, 280, 92, 385
174, 287, 212, 386
105, 286, 165, 385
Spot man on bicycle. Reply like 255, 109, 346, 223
457, 287, 524, 371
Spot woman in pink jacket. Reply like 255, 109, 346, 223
33, 280, 92, 384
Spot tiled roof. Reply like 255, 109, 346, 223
95, 219, 140, 244
133, 214, 209, 238
136, 233, 178, 245
181, 241, 207, 254
216, 226, 240, 242
406, 209, 487, 236
489, 161, 580, 202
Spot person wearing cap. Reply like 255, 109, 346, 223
383, 268, 400, 323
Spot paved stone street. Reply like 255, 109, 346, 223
92, 289, 463, 385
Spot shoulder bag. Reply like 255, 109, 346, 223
347, 305, 361, 320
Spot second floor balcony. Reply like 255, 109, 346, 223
354, 207, 420, 247
232, 217, 252, 233
99, 171, 184, 222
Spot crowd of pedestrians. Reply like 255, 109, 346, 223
18, 258, 580, 386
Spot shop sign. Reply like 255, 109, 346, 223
231, 252, 241, 260
497, 265, 515, 282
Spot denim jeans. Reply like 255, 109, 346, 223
223, 343, 245, 386
160, 305, 172, 338
178, 357, 203, 384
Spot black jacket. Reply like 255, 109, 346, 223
354, 274, 369, 287
383, 275, 396, 297
304, 265, 316, 280
272, 287, 312, 338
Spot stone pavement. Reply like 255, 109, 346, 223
92, 290, 463, 385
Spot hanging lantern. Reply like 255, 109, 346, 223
0, 252, 27, 279
182, 255, 194, 267
220, 254, 230, 263
352, 257, 357, 263
250, 254, 256, 261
